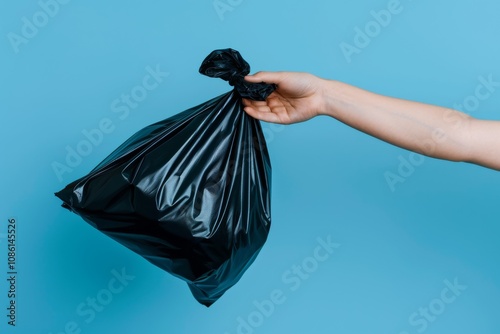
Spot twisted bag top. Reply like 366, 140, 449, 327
55, 48, 274, 306
199, 48, 276, 100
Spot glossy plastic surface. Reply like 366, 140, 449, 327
55, 49, 274, 306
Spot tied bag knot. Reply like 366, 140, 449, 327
199, 48, 276, 101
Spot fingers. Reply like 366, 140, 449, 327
242, 98, 268, 108
242, 98, 271, 113
242, 98, 289, 124
244, 71, 285, 85
243, 106, 282, 124
267, 96, 285, 109
242, 97, 281, 113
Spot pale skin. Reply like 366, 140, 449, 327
242, 72, 500, 171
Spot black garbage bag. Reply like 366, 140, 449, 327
55, 49, 274, 307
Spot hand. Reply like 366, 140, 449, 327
242, 71, 326, 124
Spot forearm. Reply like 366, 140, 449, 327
320, 79, 474, 163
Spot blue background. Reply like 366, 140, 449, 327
1, 0, 500, 333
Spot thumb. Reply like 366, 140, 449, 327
244, 71, 284, 85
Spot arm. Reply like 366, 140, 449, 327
242, 72, 500, 171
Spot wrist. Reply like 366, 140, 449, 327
317, 79, 344, 118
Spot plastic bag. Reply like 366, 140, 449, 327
55, 49, 274, 306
